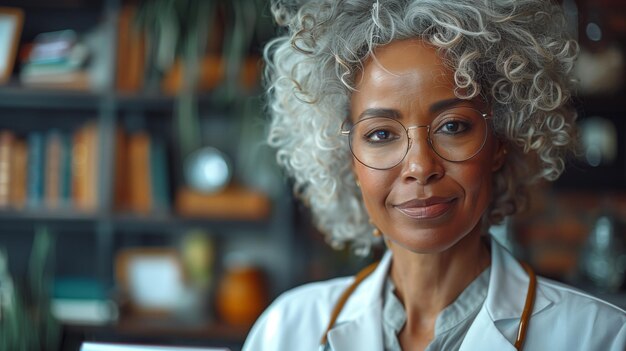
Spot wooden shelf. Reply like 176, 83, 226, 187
1, 0, 104, 11
0, 85, 231, 113
0, 84, 103, 110
0, 208, 100, 221
111, 212, 271, 233
0, 209, 272, 234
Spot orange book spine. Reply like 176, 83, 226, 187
0, 130, 14, 208
116, 4, 145, 92
72, 124, 88, 210
9, 138, 27, 209
128, 131, 152, 214
84, 122, 99, 211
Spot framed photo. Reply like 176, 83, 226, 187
0, 7, 24, 84
115, 247, 186, 316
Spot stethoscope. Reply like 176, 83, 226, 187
320, 260, 537, 350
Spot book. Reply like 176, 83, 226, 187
83, 122, 99, 210
161, 56, 224, 95
9, 137, 27, 209
116, 130, 171, 214
52, 298, 118, 326
0, 130, 15, 208
113, 127, 129, 211
149, 136, 170, 212
72, 121, 99, 211
26, 30, 79, 64
20, 30, 92, 90
115, 4, 146, 92
52, 277, 118, 326
127, 131, 152, 214
44, 129, 63, 209
59, 132, 73, 207
26, 132, 45, 208
20, 69, 91, 90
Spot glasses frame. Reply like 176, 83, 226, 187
341, 108, 492, 170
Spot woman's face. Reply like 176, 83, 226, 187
350, 39, 505, 254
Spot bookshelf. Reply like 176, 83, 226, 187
0, 1, 299, 350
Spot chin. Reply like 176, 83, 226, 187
384, 222, 483, 255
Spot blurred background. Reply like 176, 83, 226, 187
0, 0, 623, 350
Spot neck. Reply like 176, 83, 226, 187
387, 228, 491, 327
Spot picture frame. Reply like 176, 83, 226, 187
115, 247, 186, 316
0, 7, 24, 84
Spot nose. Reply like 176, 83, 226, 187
400, 126, 444, 184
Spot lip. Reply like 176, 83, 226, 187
393, 197, 457, 219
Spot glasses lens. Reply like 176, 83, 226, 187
349, 117, 408, 169
429, 108, 487, 162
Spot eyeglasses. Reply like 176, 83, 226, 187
341, 108, 491, 170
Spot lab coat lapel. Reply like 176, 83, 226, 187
461, 237, 553, 350
460, 307, 517, 351
486, 238, 552, 321
327, 303, 384, 351
326, 251, 391, 351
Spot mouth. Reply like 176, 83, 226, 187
393, 197, 457, 219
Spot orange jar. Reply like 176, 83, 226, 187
215, 265, 268, 327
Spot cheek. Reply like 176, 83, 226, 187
464, 168, 493, 202
353, 164, 394, 214
456, 155, 497, 203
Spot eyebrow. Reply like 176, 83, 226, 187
429, 98, 467, 114
355, 98, 469, 121
355, 108, 400, 121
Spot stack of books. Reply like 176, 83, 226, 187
52, 277, 118, 326
19, 30, 91, 90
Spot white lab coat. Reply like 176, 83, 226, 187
243, 238, 626, 351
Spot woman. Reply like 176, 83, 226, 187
244, 0, 626, 350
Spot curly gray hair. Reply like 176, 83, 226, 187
264, 0, 578, 254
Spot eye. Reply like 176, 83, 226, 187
366, 129, 394, 142
353, 117, 404, 145
438, 120, 470, 135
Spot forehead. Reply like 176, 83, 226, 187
363, 39, 447, 75
352, 39, 456, 106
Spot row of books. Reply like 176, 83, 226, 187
0, 123, 98, 211
113, 128, 170, 214
0, 122, 170, 214
115, 4, 259, 95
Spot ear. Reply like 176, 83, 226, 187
491, 138, 507, 172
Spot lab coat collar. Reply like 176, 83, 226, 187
460, 238, 554, 350
326, 237, 554, 351
485, 238, 553, 321
326, 251, 391, 351
459, 306, 518, 351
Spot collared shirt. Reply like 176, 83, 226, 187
382, 267, 491, 351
